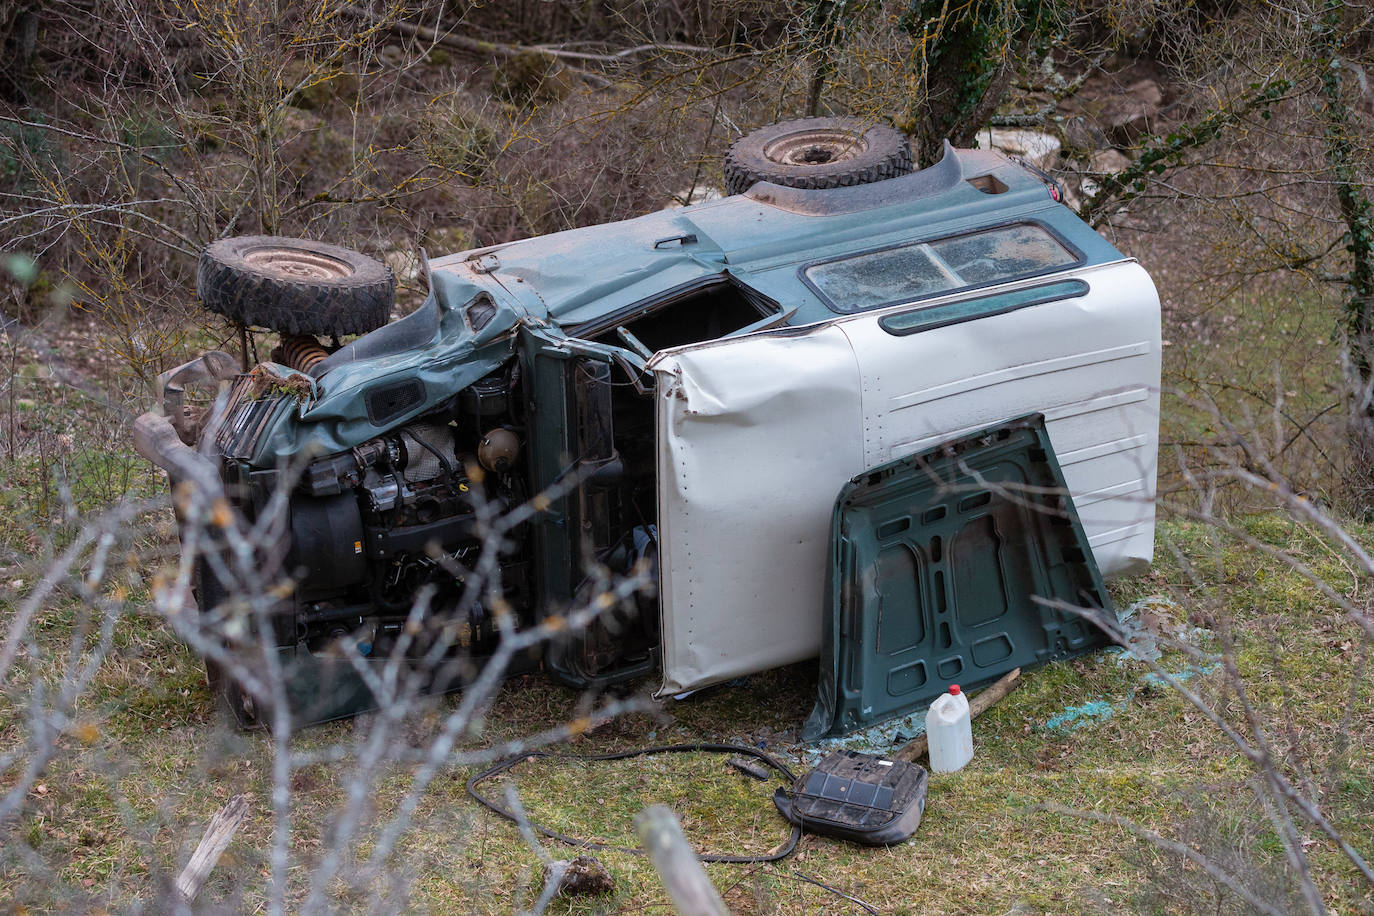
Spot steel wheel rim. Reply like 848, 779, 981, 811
762, 129, 869, 166
242, 246, 354, 281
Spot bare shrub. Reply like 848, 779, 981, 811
0, 430, 653, 910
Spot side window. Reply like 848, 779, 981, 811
927, 224, 1076, 285
803, 222, 1081, 314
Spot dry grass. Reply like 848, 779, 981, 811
2, 509, 1372, 912
2, 6, 1371, 909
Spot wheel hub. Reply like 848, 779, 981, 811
763, 129, 869, 167
242, 246, 354, 281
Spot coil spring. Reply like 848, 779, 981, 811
274, 334, 330, 373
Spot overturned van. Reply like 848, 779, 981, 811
134, 118, 1161, 729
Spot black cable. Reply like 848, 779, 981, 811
465, 742, 803, 864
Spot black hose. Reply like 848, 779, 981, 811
465, 742, 802, 864
403, 428, 457, 478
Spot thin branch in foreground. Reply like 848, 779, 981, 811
1038, 803, 1288, 916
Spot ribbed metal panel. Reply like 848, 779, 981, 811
213, 375, 290, 462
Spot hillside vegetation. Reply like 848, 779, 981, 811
1, 1, 1372, 912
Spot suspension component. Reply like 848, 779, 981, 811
273, 334, 331, 374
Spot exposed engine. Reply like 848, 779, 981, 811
217, 338, 660, 689
282, 367, 530, 665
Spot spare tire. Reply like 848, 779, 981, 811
196, 235, 394, 337
723, 117, 913, 196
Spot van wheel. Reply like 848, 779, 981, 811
196, 235, 395, 337
723, 117, 914, 196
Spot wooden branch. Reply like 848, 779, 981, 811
339, 6, 614, 88
341, 4, 518, 60
633, 805, 729, 916
1012, 48, 1112, 102
989, 107, 1053, 128
530, 41, 720, 63
340, 6, 707, 74
892, 668, 1022, 764
175, 794, 249, 903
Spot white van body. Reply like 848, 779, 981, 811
653, 259, 1159, 694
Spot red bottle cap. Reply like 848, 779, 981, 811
949, 684, 961, 695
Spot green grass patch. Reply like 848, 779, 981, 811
5, 515, 1371, 913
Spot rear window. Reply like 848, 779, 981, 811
803, 223, 1080, 314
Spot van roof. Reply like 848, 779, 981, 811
429, 143, 1126, 330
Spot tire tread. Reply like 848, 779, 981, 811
196, 236, 394, 337
723, 118, 914, 196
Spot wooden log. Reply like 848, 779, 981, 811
174, 794, 249, 903
892, 668, 1023, 763
633, 805, 729, 916
341, 3, 521, 60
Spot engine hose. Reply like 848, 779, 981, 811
465, 742, 802, 864
401, 427, 457, 478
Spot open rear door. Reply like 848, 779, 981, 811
803, 415, 1116, 739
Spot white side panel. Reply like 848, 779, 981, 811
653, 328, 865, 695
838, 260, 1161, 575
653, 260, 1160, 696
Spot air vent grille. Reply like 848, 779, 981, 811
365, 379, 425, 426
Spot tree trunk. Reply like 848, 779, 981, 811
1316, 0, 1374, 511
0, 4, 38, 104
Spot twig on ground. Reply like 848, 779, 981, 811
175, 794, 250, 904
634, 805, 728, 916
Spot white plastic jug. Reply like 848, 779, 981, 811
926, 685, 973, 773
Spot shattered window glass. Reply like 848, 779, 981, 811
802, 244, 960, 312
805, 223, 1079, 313
930, 224, 1075, 285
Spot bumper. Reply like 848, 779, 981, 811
132, 410, 222, 491
132, 350, 241, 491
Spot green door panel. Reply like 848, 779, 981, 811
803, 413, 1117, 740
